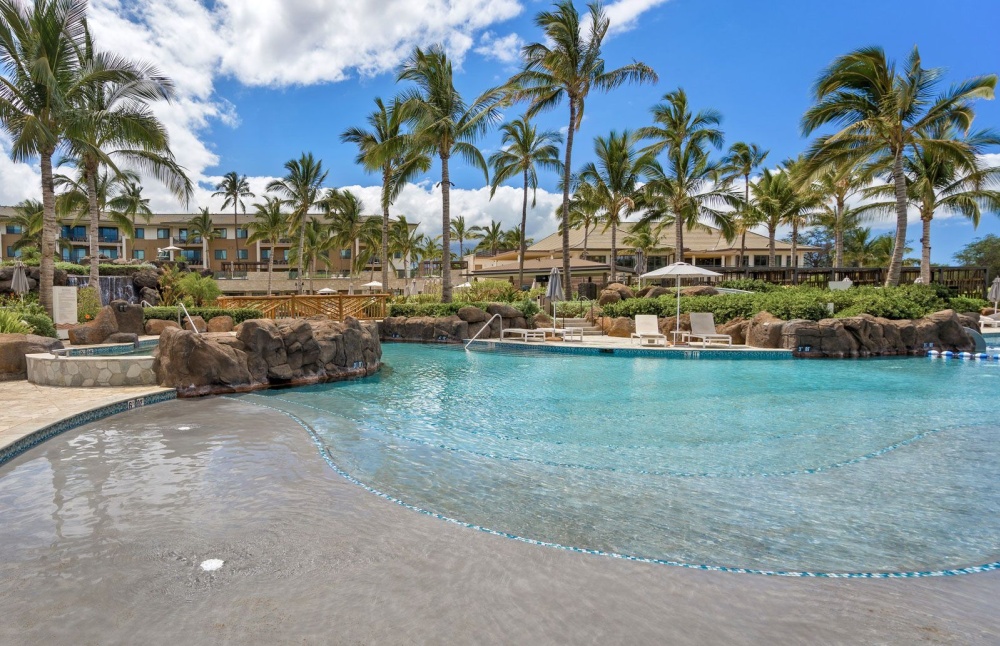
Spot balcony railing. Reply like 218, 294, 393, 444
216, 294, 388, 321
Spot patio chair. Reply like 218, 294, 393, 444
980, 313, 1000, 329
630, 315, 667, 347
686, 313, 732, 347
500, 328, 546, 342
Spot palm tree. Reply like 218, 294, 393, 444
186, 208, 219, 270
636, 89, 735, 263
325, 188, 367, 271
212, 172, 254, 261
806, 163, 867, 268
449, 215, 482, 281
266, 153, 329, 293
749, 168, 801, 266
7, 199, 46, 253
802, 46, 997, 286
390, 216, 422, 279
560, 182, 601, 259
578, 130, 651, 283
289, 218, 332, 294
341, 96, 431, 290
512, 0, 657, 291
476, 220, 505, 257
489, 116, 562, 288
246, 196, 287, 295
353, 217, 383, 280
721, 142, 769, 268
0, 0, 117, 314
418, 235, 442, 277
622, 221, 659, 277
511, 0, 658, 289
55, 169, 143, 265
397, 45, 506, 303
844, 227, 908, 268
108, 179, 153, 259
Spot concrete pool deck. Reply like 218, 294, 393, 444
0, 396, 997, 645
467, 334, 793, 358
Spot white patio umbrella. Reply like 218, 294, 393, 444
545, 266, 564, 321
11, 261, 30, 300
640, 262, 722, 333
348, 283, 354, 295
317, 287, 336, 294
989, 276, 1000, 313
361, 281, 382, 292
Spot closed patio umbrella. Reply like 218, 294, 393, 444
11, 261, 30, 299
545, 266, 563, 321
641, 262, 722, 334
989, 276, 1000, 313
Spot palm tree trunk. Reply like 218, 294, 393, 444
920, 211, 932, 284
768, 226, 776, 266
381, 169, 391, 292
518, 168, 528, 289
561, 101, 577, 294
440, 151, 452, 303
675, 209, 685, 264
85, 160, 101, 302
739, 232, 747, 273
203, 239, 208, 271
267, 241, 274, 295
740, 174, 749, 270
886, 147, 909, 287
835, 197, 845, 268
39, 148, 57, 317
610, 220, 617, 283
791, 219, 799, 269
583, 224, 589, 258
234, 203, 239, 260
297, 212, 306, 294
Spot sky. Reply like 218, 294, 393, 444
1, 0, 999, 263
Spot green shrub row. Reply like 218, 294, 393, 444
388, 300, 538, 319
0, 295, 57, 337
50, 262, 156, 276
601, 285, 987, 323
716, 278, 781, 293
142, 306, 262, 324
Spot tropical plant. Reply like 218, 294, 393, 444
750, 160, 822, 266
418, 235, 442, 276
108, 179, 153, 259
475, 220, 505, 256
76, 285, 100, 322
266, 153, 329, 293
635, 89, 736, 262
397, 45, 506, 302
955, 234, 1000, 282
390, 216, 422, 279
449, 215, 483, 281
353, 217, 383, 279
801, 45, 997, 285
176, 272, 221, 307
186, 208, 219, 269
488, 116, 562, 288
246, 196, 287, 294
212, 171, 255, 259
0, 308, 31, 334
342, 96, 431, 289
843, 227, 905, 268
288, 218, 334, 293
560, 182, 601, 258
805, 162, 867, 267
512, 0, 657, 289
325, 188, 367, 267
622, 221, 659, 276
721, 141, 769, 267
578, 130, 651, 282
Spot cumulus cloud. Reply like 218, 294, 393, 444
474, 31, 525, 64
605, 0, 673, 34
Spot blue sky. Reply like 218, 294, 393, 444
3, 0, 998, 262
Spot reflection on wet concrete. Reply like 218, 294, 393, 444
0, 398, 998, 645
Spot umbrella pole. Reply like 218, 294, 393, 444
675, 276, 681, 334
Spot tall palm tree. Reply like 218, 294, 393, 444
806, 162, 867, 268
512, 0, 657, 290
721, 141, 769, 268
108, 179, 153, 259
246, 196, 286, 295
578, 130, 651, 283
266, 153, 329, 293
397, 45, 506, 303
55, 168, 142, 264
418, 235, 442, 277
7, 198, 47, 253
561, 182, 601, 259
341, 96, 431, 290
186, 208, 218, 270
489, 116, 562, 288
289, 218, 332, 294
802, 46, 997, 286
476, 220, 505, 257
622, 220, 659, 277
449, 215, 482, 281
0, 0, 123, 314
844, 227, 908, 268
636, 89, 735, 263
390, 216, 422, 279
749, 168, 796, 266
212, 171, 254, 261
325, 188, 367, 271
353, 217, 383, 280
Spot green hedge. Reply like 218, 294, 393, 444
388, 300, 538, 319
717, 278, 781, 293
142, 306, 262, 324
47, 261, 156, 276
601, 285, 972, 323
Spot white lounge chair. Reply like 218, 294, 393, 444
686, 313, 732, 347
828, 277, 853, 291
981, 313, 1000, 329
630, 315, 667, 347
500, 328, 546, 342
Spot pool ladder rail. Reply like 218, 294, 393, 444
465, 313, 503, 350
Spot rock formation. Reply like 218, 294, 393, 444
0, 333, 64, 380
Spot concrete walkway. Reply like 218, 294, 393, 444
0, 380, 174, 455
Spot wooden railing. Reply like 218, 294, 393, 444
215, 294, 389, 321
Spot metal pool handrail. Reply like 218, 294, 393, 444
177, 302, 201, 335
465, 313, 502, 350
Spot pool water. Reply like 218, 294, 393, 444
238, 345, 1000, 575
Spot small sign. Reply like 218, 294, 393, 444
52, 286, 78, 326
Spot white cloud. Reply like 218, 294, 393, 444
605, 0, 672, 34
474, 31, 525, 64
0, 133, 41, 205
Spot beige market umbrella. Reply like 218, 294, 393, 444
640, 262, 722, 333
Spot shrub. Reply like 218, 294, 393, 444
947, 296, 989, 313
77, 286, 101, 323
20, 313, 57, 337
142, 306, 262, 324
0, 309, 32, 334
176, 272, 221, 306
458, 280, 520, 303
717, 278, 780, 293
387, 300, 537, 319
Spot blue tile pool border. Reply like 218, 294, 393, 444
229, 394, 1000, 579
0, 390, 176, 468
465, 339, 793, 360
65, 338, 159, 357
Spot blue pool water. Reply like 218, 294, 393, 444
237, 345, 1000, 575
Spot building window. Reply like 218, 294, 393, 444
5, 225, 22, 234
100, 247, 119, 260
393, 251, 402, 259
213, 228, 227, 239
177, 228, 188, 242
752, 255, 769, 267
261, 248, 270, 260
157, 228, 170, 239
98, 226, 118, 243
6, 246, 19, 258
340, 248, 351, 259
134, 227, 144, 239
236, 228, 248, 239
693, 257, 722, 267
282, 249, 290, 262
180, 249, 200, 262
62, 225, 87, 241
214, 249, 227, 260
237, 249, 248, 260
133, 249, 145, 260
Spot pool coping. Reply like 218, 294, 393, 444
465, 338, 794, 359
0, 387, 177, 467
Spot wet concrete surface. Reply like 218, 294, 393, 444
1, 397, 998, 645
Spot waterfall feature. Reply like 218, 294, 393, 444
97, 276, 136, 305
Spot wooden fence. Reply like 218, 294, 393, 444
215, 294, 389, 321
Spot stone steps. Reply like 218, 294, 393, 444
550, 318, 603, 335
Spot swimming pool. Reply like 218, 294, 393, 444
236, 344, 1000, 577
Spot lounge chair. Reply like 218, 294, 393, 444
981, 313, 1000, 329
500, 328, 546, 342
686, 313, 732, 347
828, 278, 853, 291
630, 315, 667, 347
